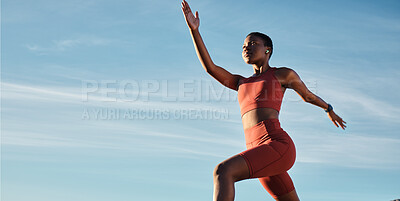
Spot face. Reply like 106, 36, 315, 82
242, 35, 270, 64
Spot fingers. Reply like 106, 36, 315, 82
181, 2, 187, 13
181, 1, 187, 12
339, 120, 347, 130
328, 112, 347, 130
181, 0, 191, 12
338, 121, 345, 130
332, 119, 339, 128
337, 116, 346, 130
181, 0, 193, 17
195, 11, 198, 19
334, 118, 346, 130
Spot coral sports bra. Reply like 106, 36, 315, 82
237, 67, 284, 117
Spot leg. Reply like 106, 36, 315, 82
213, 154, 250, 201
259, 172, 300, 201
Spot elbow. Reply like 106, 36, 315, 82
204, 67, 213, 75
304, 97, 313, 103
204, 64, 216, 74
204, 66, 211, 73
303, 94, 317, 103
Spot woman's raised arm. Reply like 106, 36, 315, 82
181, 0, 242, 91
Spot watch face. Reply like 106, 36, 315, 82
325, 104, 332, 112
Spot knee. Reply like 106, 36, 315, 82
213, 162, 230, 179
213, 155, 250, 182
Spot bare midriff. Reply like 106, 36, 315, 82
241, 107, 279, 130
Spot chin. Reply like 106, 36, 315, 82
243, 58, 252, 64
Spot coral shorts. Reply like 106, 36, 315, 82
239, 119, 296, 198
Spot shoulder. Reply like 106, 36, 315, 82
273, 67, 298, 79
273, 67, 301, 86
233, 74, 246, 90
274, 67, 296, 75
234, 74, 246, 82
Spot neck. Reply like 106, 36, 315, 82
253, 61, 270, 75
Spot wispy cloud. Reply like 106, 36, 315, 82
2, 131, 120, 149
2, 80, 239, 116
276, 71, 400, 170
25, 36, 114, 54
4, 69, 400, 169
2, 81, 241, 159
2, 119, 242, 159
296, 132, 400, 170
2, 82, 82, 102
318, 77, 400, 123
286, 69, 400, 124
356, 11, 400, 33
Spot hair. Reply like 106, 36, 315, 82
247, 32, 273, 58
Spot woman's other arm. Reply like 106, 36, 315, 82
282, 67, 347, 130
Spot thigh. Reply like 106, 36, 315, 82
215, 154, 250, 182
240, 140, 296, 178
258, 172, 295, 199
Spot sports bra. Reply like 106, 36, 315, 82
237, 67, 284, 117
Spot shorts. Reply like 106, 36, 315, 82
239, 118, 296, 198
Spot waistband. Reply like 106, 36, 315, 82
244, 119, 285, 146
244, 119, 281, 133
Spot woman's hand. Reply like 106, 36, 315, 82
327, 110, 347, 130
181, 0, 199, 30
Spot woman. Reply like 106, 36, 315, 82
181, 1, 347, 201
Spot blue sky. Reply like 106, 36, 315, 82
1, 0, 400, 200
